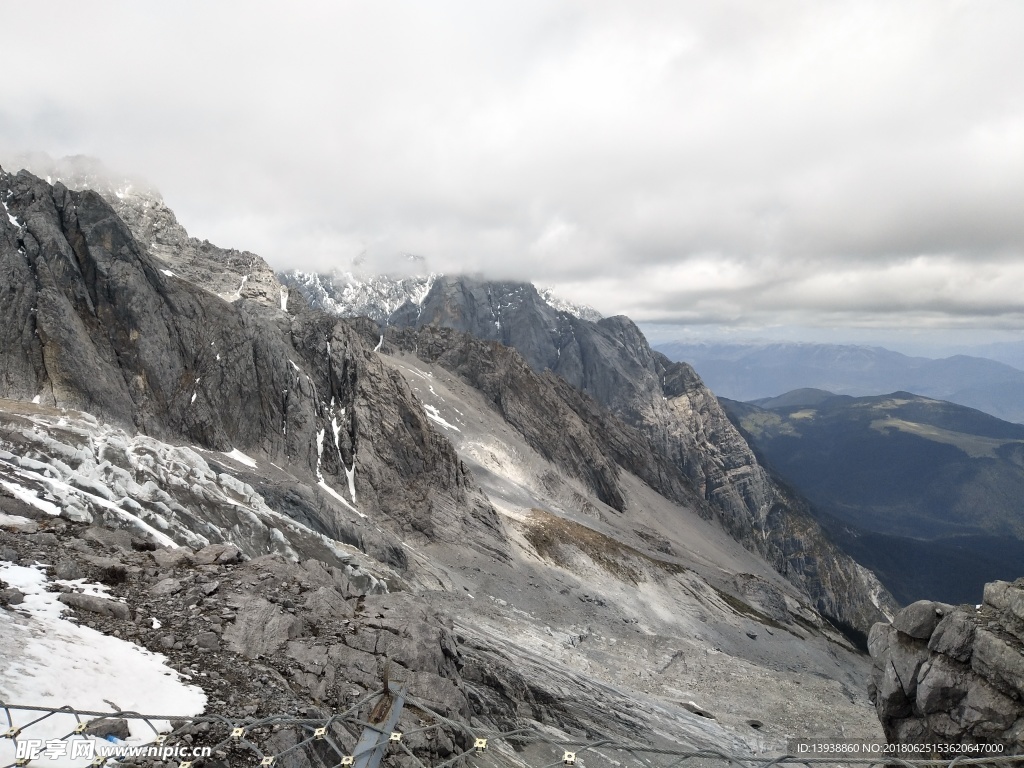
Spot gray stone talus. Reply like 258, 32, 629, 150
869, 580, 1024, 749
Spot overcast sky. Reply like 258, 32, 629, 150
2, 1, 1023, 350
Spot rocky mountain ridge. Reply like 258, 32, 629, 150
6, 153, 286, 310
289, 273, 896, 636
1, 162, 896, 757
0, 166, 502, 564
278, 268, 603, 326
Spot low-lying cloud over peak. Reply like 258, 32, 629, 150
2, 1, 1023, 340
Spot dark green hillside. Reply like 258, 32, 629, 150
724, 392, 1024, 539
722, 391, 1024, 604
826, 525, 1024, 605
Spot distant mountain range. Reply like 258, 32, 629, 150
655, 341, 1024, 424
721, 389, 1024, 605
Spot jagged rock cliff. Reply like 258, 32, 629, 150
7, 154, 285, 309
869, 580, 1024, 750
0, 166, 504, 562
104, 187, 285, 310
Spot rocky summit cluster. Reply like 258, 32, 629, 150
869, 581, 1024, 750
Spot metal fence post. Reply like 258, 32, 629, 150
352, 684, 407, 768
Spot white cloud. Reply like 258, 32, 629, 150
2, 0, 1023, 337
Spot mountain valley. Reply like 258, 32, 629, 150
0, 163, 896, 763
2, 158, 1022, 761
721, 390, 1024, 605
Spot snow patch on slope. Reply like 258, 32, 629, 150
855, 563, 896, 622
0, 478, 61, 516
423, 404, 461, 432
1, 198, 21, 228
0, 562, 205, 767
0, 406, 361, 562
537, 287, 603, 322
221, 448, 258, 468
318, 480, 366, 518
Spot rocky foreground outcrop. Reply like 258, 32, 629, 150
868, 579, 1024, 750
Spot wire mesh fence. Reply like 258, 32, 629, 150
2, 695, 1022, 768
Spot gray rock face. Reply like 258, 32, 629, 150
222, 595, 304, 658
928, 611, 977, 662
892, 600, 955, 640
985, 580, 1017, 612
383, 277, 894, 634
869, 578, 1024, 750
53, 559, 84, 580
0, 587, 25, 605
150, 577, 184, 597
9, 154, 287, 311
194, 543, 244, 566
0, 167, 507, 568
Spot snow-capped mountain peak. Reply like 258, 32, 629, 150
279, 270, 438, 324
536, 286, 603, 322
280, 269, 603, 325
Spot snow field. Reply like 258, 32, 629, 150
0, 562, 206, 767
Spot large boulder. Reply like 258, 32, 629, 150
892, 600, 954, 640
58, 592, 131, 620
